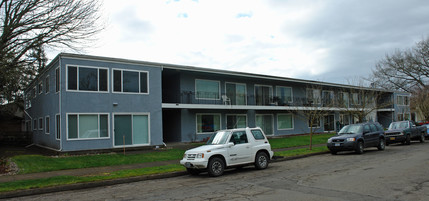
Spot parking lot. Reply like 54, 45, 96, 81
11, 142, 429, 201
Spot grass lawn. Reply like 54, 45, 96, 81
0, 164, 185, 192
268, 133, 334, 149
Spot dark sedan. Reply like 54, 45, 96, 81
327, 122, 386, 154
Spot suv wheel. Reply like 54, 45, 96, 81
208, 157, 225, 177
254, 152, 269, 170
377, 138, 385, 150
405, 135, 411, 145
420, 133, 425, 143
355, 141, 364, 154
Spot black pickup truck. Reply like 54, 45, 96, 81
385, 121, 426, 145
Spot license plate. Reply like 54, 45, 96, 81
390, 137, 395, 141
335, 143, 340, 147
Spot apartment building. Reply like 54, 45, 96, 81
24, 53, 408, 152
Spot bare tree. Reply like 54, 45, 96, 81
411, 86, 429, 121
0, 0, 104, 103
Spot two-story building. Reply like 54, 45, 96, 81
24, 53, 409, 152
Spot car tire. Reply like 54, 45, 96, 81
420, 133, 425, 143
330, 151, 337, 155
405, 135, 411, 145
355, 141, 364, 154
187, 168, 201, 176
254, 152, 269, 170
207, 157, 225, 177
377, 138, 385, 151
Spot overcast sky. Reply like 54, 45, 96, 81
57, 0, 429, 85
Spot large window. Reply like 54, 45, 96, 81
113, 69, 148, 93
256, 114, 273, 135
351, 93, 361, 105
226, 114, 247, 129
195, 79, 220, 100
114, 114, 149, 146
277, 114, 293, 130
55, 67, 60, 93
68, 114, 109, 139
225, 83, 246, 105
67, 65, 108, 92
322, 91, 334, 106
196, 114, 221, 133
255, 85, 273, 106
339, 92, 349, 107
396, 95, 409, 105
45, 76, 50, 94
276, 86, 292, 105
56, 114, 61, 140
308, 116, 320, 128
306, 89, 321, 104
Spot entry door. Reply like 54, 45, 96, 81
114, 114, 149, 146
324, 115, 335, 131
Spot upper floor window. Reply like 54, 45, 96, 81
45, 76, 50, 94
255, 85, 273, 106
38, 81, 43, 94
225, 82, 246, 105
322, 90, 334, 106
351, 93, 361, 105
276, 86, 292, 105
306, 88, 321, 104
339, 92, 349, 107
55, 67, 60, 93
113, 69, 148, 93
195, 79, 220, 100
67, 65, 108, 92
396, 95, 409, 106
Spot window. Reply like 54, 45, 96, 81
277, 114, 293, 130
67, 65, 108, 92
33, 119, 37, 130
114, 114, 149, 146
225, 82, 246, 105
39, 117, 43, 131
196, 114, 221, 133
306, 89, 321, 104
226, 115, 247, 129
45, 116, 50, 134
229, 131, 248, 144
195, 79, 220, 99
113, 70, 148, 93
339, 92, 349, 107
352, 93, 361, 105
45, 76, 50, 94
255, 85, 273, 106
322, 91, 334, 106
256, 114, 274, 135
32, 87, 36, 98
276, 86, 292, 105
68, 114, 109, 139
339, 114, 350, 126
308, 116, 320, 128
396, 95, 409, 105
56, 114, 61, 140
56, 67, 60, 92
38, 81, 43, 94
251, 129, 265, 140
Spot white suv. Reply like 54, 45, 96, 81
180, 127, 274, 177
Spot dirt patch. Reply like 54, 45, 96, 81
0, 157, 18, 176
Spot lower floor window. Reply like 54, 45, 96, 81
256, 114, 273, 135
114, 114, 149, 146
197, 114, 221, 133
226, 115, 247, 129
277, 114, 293, 130
68, 114, 109, 139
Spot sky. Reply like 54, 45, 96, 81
54, 0, 429, 85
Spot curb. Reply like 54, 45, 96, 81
0, 151, 329, 199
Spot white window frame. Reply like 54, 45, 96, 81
45, 116, 50, 134
45, 75, 50, 94
277, 113, 294, 130
56, 114, 61, 140
351, 93, 361, 105
112, 68, 149, 94
66, 113, 110, 140
306, 88, 321, 104
66, 65, 109, 93
254, 84, 273, 105
275, 86, 293, 104
339, 92, 349, 107
196, 113, 222, 134
255, 114, 274, 135
112, 113, 151, 147
225, 82, 247, 105
322, 90, 334, 105
195, 79, 221, 100
396, 95, 409, 106
226, 114, 248, 129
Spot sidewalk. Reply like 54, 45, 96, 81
0, 143, 328, 199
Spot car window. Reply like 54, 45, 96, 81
230, 131, 248, 144
338, 125, 362, 135
251, 129, 265, 140
369, 124, 377, 132
376, 123, 384, 132
363, 125, 371, 133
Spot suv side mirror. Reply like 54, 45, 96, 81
227, 142, 234, 147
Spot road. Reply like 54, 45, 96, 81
10, 142, 429, 201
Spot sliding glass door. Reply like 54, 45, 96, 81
114, 114, 149, 146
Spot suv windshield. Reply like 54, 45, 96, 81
389, 122, 409, 130
206, 131, 231, 145
338, 125, 362, 135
